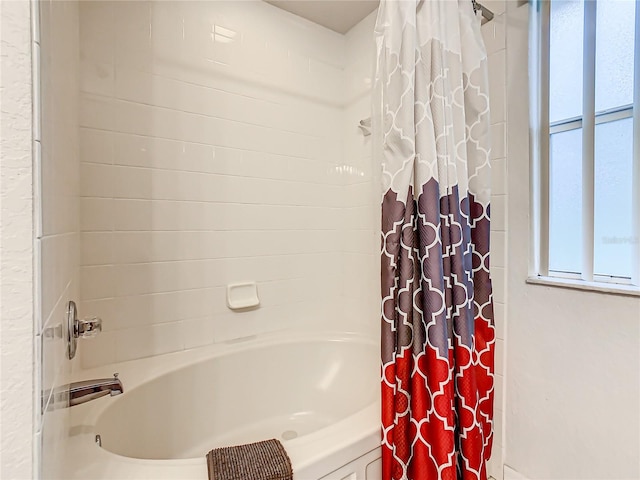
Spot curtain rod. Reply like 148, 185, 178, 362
471, 0, 495, 23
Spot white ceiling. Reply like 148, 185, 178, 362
265, 0, 379, 34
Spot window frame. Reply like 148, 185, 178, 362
530, 0, 640, 295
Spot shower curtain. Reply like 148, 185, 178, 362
375, 1, 494, 479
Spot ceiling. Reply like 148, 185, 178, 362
265, 0, 379, 34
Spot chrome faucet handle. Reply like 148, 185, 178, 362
77, 316, 102, 338
67, 301, 103, 359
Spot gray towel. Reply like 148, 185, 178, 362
206, 439, 293, 480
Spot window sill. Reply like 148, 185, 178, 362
526, 276, 640, 297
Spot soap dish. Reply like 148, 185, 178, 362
226, 282, 260, 310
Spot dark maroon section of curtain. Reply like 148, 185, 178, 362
381, 178, 495, 480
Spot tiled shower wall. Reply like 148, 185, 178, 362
482, 1, 508, 479
341, 11, 379, 337
78, 1, 378, 368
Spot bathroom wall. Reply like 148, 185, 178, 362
78, 1, 379, 368
341, 11, 379, 338
37, 0, 81, 477
505, 2, 640, 479
480, 1, 509, 478
0, 1, 35, 478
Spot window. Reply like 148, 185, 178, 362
532, 0, 640, 292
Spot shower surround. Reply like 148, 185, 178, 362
77, 1, 379, 368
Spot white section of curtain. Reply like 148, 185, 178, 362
373, 0, 491, 205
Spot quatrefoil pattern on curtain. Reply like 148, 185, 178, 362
375, 1, 495, 479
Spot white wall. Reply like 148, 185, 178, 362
479, 1, 510, 478
0, 2, 35, 478
37, 0, 81, 478
505, 2, 640, 479
78, 1, 379, 368
342, 10, 379, 339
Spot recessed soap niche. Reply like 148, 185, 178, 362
226, 282, 260, 311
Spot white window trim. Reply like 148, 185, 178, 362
529, 0, 640, 295
526, 276, 640, 297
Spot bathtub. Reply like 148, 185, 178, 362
65, 331, 382, 480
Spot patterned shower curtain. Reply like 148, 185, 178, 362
375, 1, 495, 479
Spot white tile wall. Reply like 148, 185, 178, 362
341, 11, 379, 338
36, 0, 80, 478
78, 1, 379, 368
482, 3, 508, 479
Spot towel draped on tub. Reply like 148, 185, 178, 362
206, 438, 293, 480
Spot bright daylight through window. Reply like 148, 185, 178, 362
536, 0, 639, 289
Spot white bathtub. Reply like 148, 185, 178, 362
66, 332, 381, 480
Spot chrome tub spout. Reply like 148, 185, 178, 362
69, 373, 123, 407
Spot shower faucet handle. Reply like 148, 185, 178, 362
67, 300, 103, 359
77, 316, 102, 338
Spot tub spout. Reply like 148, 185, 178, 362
69, 373, 123, 407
